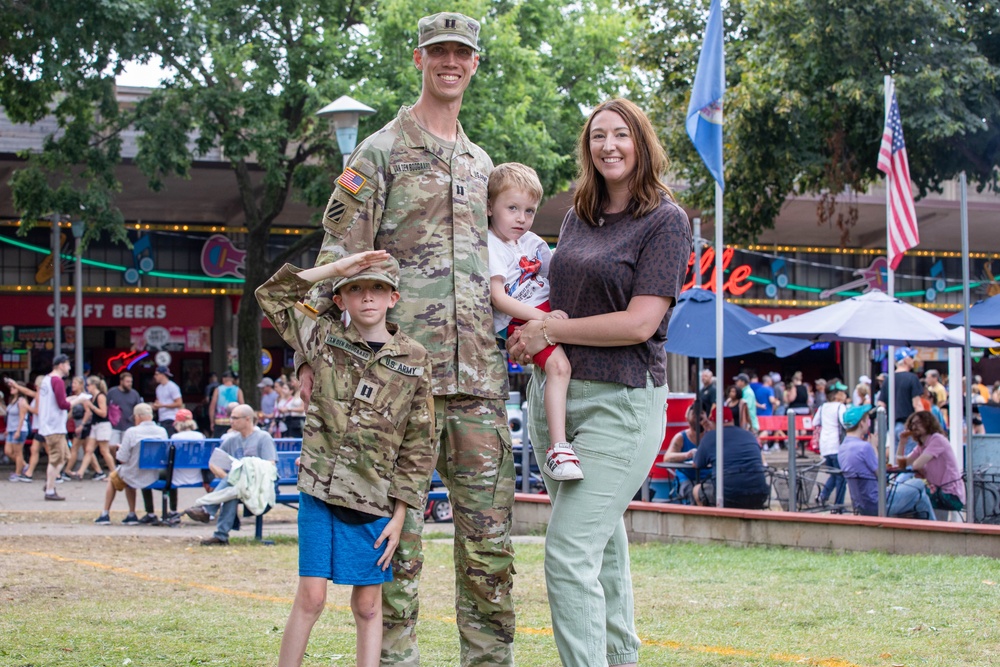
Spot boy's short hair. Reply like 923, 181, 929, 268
487, 163, 544, 206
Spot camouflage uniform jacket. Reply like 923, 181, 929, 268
312, 105, 507, 399
257, 264, 436, 517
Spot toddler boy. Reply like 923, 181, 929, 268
487, 162, 581, 481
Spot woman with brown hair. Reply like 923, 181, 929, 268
724, 383, 748, 430
899, 411, 965, 512
509, 98, 691, 666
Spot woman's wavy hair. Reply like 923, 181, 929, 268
572, 98, 674, 227
904, 410, 946, 440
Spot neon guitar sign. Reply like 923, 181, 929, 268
106, 351, 149, 375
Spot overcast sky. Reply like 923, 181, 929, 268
116, 58, 171, 88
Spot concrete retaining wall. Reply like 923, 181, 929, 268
514, 494, 1000, 558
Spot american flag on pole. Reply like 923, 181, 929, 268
877, 79, 919, 271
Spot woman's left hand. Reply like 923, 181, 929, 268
508, 320, 547, 363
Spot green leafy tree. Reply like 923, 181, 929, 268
1, 0, 628, 403
632, 0, 1000, 245
0, 0, 153, 244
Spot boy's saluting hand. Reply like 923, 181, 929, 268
298, 250, 391, 284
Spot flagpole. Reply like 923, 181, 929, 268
686, 0, 725, 507
883, 74, 896, 501
961, 172, 975, 522
714, 182, 724, 508
694, 217, 704, 407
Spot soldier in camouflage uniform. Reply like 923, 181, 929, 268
298, 12, 515, 667
256, 251, 437, 667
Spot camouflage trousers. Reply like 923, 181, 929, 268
381, 394, 516, 666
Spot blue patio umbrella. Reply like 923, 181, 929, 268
943, 294, 1000, 328
665, 288, 812, 358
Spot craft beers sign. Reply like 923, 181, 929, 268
682, 248, 753, 296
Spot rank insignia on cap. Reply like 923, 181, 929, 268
337, 168, 367, 195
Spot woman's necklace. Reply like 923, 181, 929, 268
599, 204, 627, 227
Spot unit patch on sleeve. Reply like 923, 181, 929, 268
294, 302, 320, 320
324, 198, 346, 225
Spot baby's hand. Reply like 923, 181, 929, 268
547, 310, 569, 320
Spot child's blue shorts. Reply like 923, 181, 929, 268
298, 492, 393, 586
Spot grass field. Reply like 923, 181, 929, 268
2, 532, 999, 666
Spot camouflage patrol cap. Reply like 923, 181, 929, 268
417, 12, 481, 51
332, 255, 400, 294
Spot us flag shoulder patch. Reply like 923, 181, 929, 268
337, 168, 367, 195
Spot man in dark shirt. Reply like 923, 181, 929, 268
692, 406, 770, 509
876, 347, 923, 455
698, 368, 716, 413
107, 372, 144, 447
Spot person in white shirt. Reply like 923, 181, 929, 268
151, 365, 183, 436
93, 403, 167, 525
814, 381, 849, 506
37, 355, 77, 501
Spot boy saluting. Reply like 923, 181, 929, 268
256, 250, 435, 667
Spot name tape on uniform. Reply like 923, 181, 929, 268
325, 335, 373, 361
326, 334, 423, 376
391, 162, 431, 174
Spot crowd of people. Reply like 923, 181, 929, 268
1, 363, 302, 496
682, 347, 987, 520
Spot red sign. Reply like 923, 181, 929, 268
683, 248, 753, 296
745, 308, 814, 323
0, 296, 215, 327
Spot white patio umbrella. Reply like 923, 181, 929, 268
750, 291, 995, 348
752, 289, 993, 518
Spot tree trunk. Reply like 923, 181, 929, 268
236, 223, 271, 411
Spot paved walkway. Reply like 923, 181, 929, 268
1, 447, 811, 540
0, 463, 469, 541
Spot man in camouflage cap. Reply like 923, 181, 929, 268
298, 10, 515, 667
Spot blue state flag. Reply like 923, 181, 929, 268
686, 0, 725, 189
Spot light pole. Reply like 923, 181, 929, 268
71, 218, 86, 376
316, 95, 376, 168
49, 212, 65, 357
